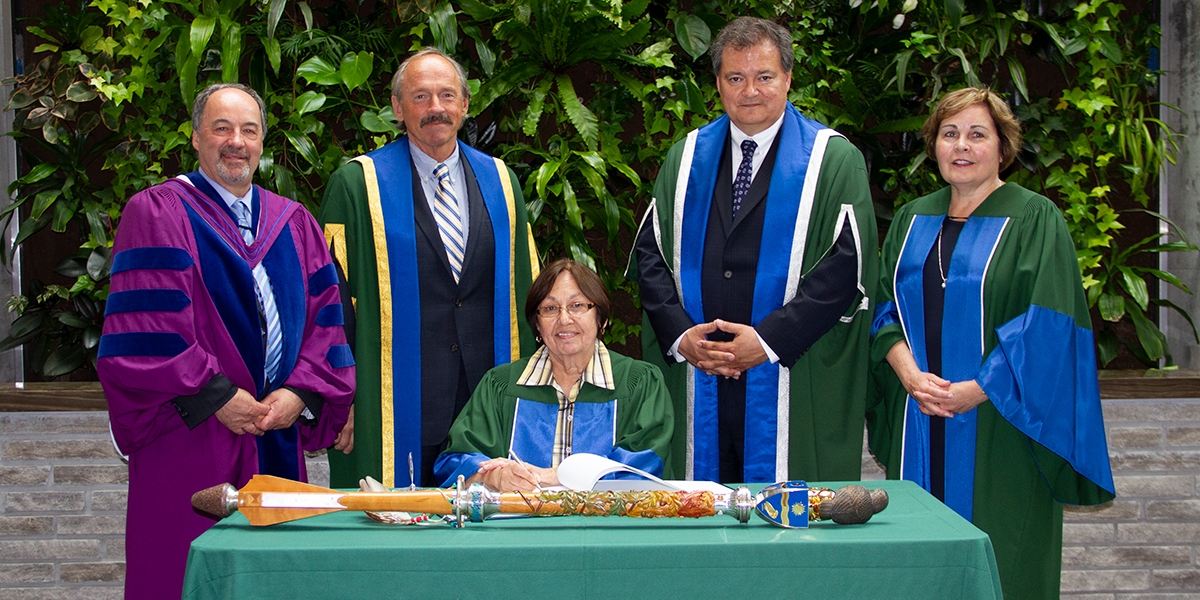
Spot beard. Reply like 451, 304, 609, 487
215, 144, 253, 185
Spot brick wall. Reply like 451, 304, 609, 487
1061, 399, 1200, 598
2, 402, 1198, 598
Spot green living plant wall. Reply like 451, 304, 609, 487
0, 0, 1186, 378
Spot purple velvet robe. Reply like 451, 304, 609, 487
98, 176, 355, 599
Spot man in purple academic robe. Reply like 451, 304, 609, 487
97, 83, 355, 599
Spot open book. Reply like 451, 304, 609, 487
556, 453, 732, 495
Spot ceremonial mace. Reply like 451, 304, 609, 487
192, 475, 888, 529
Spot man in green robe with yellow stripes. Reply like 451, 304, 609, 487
318, 48, 538, 488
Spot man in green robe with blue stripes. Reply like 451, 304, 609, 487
629, 17, 877, 484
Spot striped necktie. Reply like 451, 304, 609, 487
233, 200, 283, 386
732, 138, 757, 218
432, 162, 466, 283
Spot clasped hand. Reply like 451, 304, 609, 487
215, 387, 305, 436
677, 319, 768, 379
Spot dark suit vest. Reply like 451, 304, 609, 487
410, 157, 495, 445
700, 133, 783, 341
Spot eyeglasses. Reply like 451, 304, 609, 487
536, 302, 595, 319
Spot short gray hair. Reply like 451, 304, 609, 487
192, 83, 268, 135
390, 48, 471, 100
710, 17, 794, 75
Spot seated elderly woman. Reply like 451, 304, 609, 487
434, 259, 673, 491
869, 87, 1115, 600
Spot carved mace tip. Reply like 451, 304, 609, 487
826, 485, 889, 525
192, 483, 238, 519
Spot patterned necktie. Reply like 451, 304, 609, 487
432, 163, 466, 283
233, 200, 283, 385
732, 138, 757, 218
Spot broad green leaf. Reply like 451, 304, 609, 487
18, 163, 58, 185
867, 115, 926, 134
1006, 55, 1028, 102
1098, 293, 1125, 322
676, 77, 705, 115
429, 2, 458, 53
283, 130, 321, 170
563, 178, 582, 230
1119, 267, 1149, 310
29, 190, 59, 221
1096, 328, 1119, 365
273, 163, 297, 200
54, 257, 86, 278
675, 15, 710, 60
340, 51, 373, 91
522, 78, 552, 137
266, 37, 281, 76
221, 20, 243, 82
66, 82, 97, 103
1126, 302, 1165, 363
42, 344, 86, 377
556, 74, 599, 150
86, 246, 110, 280
83, 326, 100, 350
294, 91, 326, 115
190, 16, 217, 64
13, 211, 51, 248
6, 89, 37, 110
475, 39, 496, 77
297, 56, 341, 86
360, 108, 398, 133
57, 313, 90, 329
945, 0, 965, 28
267, 0, 287, 40
895, 49, 913, 95
535, 160, 561, 200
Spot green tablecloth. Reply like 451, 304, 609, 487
183, 479, 1001, 599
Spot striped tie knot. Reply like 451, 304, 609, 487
432, 162, 466, 283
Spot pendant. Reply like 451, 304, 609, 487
941, 282, 946, 289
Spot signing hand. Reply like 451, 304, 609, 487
215, 388, 269, 436
333, 405, 355, 454
470, 458, 556, 492
256, 387, 306, 431
694, 319, 769, 377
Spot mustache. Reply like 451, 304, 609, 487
219, 144, 250, 160
419, 113, 455, 127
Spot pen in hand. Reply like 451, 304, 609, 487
507, 449, 541, 491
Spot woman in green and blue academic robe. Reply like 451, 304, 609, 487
868, 87, 1115, 600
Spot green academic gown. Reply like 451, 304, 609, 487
434, 348, 674, 486
318, 138, 538, 488
630, 105, 877, 483
869, 183, 1116, 600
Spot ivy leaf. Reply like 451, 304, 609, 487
556, 74, 598, 150
675, 15, 710, 60
297, 57, 341, 87
294, 91, 326, 115
944, 0, 965, 29
340, 51, 373, 91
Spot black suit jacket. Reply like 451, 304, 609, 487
635, 128, 860, 367
410, 157, 496, 445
